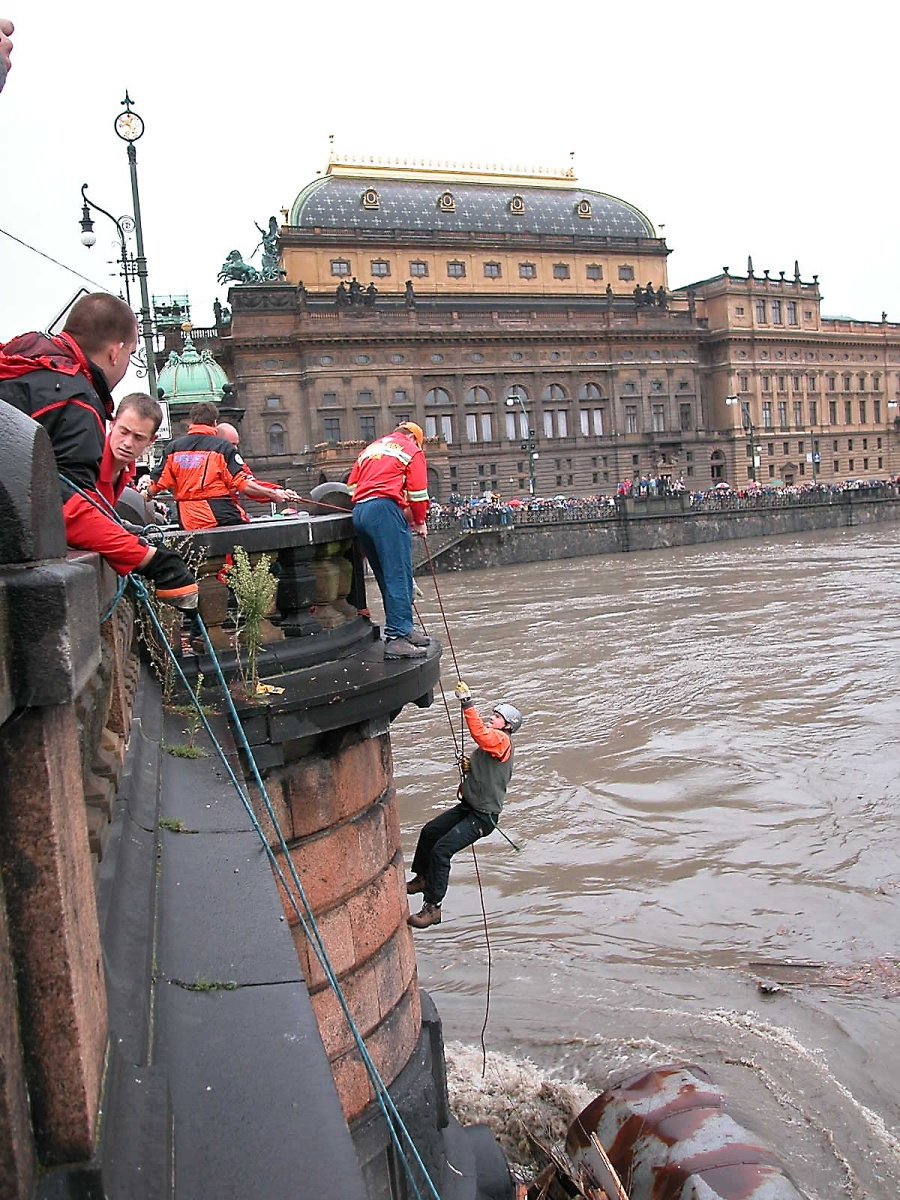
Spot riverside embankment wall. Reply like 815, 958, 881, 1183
422, 493, 900, 574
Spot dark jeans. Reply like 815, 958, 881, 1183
352, 497, 414, 639
411, 804, 493, 906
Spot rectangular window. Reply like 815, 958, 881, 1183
322, 391, 338, 407
447, 261, 466, 279
874, 400, 882, 422
778, 401, 788, 428
756, 299, 766, 322
798, 440, 805, 455
739, 374, 749, 391
652, 404, 665, 432
466, 414, 478, 443
323, 417, 341, 442
519, 262, 537, 279
330, 259, 351, 276
409, 260, 428, 277
441, 415, 453, 444
787, 301, 798, 325
808, 374, 818, 391
618, 265, 635, 281
505, 412, 517, 441
762, 376, 771, 392
580, 410, 589, 436
792, 375, 801, 390
735, 306, 745, 316
556, 411, 567, 438
848, 458, 855, 472
480, 413, 492, 442
762, 402, 773, 428
858, 374, 866, 392
843, 374, 851, 391
844, 401, 853, 424
625, 406, 639, 434
680, 403, 692, 430
392, 389, 407, 404
833, 460, 840, 473
809, 400, 818, 425
772, 300, 783, 323
593, 408, 604, 436
370, 260, 390, 277
357, 390, 374, 405
359, 415, 376, 441
777, 375, 787, 392
863, 457, 869, 470
483, 262, 502, 279
768, 464, 776, 478
586, 264, 603, 281
783, 441, 790, 455
425, 416, 437, 439
859, 401, 867, 424
265, 395, 281, 409
829, 400, 838, 423
552, 263, 571, 280
827, 375, 836, 392
793, 401, 803, 426
543, 411, 554, 438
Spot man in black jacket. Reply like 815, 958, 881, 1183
0, 293, 197, 608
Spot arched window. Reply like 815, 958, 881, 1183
541, 384, 567, 402
578, 382, 602, 400
268, 423, 285, 455
465, 386, 491, 404
425, 387, 452, 406
710, 449, 726, 481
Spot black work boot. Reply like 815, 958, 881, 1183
408, 902, 442, 929
384, 637, 427, 660
405, 628, 431, 647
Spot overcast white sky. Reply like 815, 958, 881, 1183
2, 0, 898, 365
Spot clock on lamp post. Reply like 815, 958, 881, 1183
114, 92, 155, 395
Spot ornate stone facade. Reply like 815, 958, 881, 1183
207, 159, 900, 497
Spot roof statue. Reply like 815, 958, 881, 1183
217, 217, 285, 286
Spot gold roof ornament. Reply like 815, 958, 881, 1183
325, 153, 578, 190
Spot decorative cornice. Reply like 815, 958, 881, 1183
326, 155, 577, 189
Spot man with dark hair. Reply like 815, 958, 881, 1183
99, 393, 163, 509
146, 402, 297, 529
0, 294, 198, 609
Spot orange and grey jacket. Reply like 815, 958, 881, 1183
149, 424, 254, 530
346, 430, 429, 523
459, 704, 513, 819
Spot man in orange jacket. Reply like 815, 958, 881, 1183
406, 681, 523, 929
346, 421, 431, 660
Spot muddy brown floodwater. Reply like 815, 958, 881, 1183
388, 524, 900, 1199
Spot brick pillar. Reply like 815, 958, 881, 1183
0, 704, 108, 1163
268, 732, 420, 1122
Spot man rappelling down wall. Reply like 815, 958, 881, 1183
406, 681, 523, 930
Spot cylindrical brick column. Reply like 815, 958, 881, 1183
268, 731, 420, 1122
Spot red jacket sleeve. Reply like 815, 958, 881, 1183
404, 450, 429, 524
463, 704, 512, 762
63, 492, 149, 574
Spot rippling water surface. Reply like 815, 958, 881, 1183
389, 525, 900, 1198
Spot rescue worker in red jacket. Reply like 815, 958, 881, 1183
145, 402, 296, 529
346, 421, 431, 660
406, 682, 523, 929
0, 293, 197, 609
215, 421, 300, 519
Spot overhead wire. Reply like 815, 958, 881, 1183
0, 225, 114, 292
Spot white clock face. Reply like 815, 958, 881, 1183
114, 111, 144, 141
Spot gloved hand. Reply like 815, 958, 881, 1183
454, 680, 471, 702
138, 546, 199, 610
135, 474, 152, 494
455, 753, 471, 775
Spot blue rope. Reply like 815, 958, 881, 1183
130, 581, 442, 1200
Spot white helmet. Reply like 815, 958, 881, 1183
492, 703, 523, 734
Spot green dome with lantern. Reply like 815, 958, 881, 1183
157, 328, 230, 414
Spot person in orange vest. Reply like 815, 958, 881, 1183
346, 421, 430, 660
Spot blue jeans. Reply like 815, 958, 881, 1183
352, 497, 414, 639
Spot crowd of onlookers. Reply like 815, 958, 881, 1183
425, 477, 900, 531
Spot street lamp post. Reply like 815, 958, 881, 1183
78, 91, 156, 395
506, 389, 539, 495
725, 394, 758, 483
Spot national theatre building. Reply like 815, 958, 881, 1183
200, 157, 900, 498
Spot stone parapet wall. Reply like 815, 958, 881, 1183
421, 493, 900, 574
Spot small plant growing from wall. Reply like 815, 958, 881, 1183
163, 672, 208, 759
228, 547, 278, 699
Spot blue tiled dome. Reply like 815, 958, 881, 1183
289, 175, 655, 239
